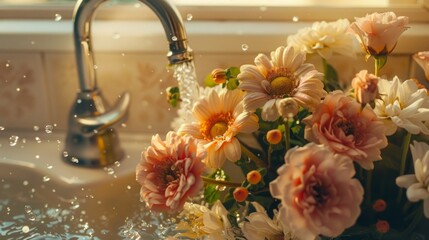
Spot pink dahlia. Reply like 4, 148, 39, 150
270, 143, 364, 239
237, 46, 326, 121
136, 131, 206, 213
303, 90, 388, 170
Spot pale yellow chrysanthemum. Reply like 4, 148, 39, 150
178, 88, 259, 169
287, 19, 360, 59
374, 76, 429, 135
238, 46, 326, 121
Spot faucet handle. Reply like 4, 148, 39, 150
76, 92, 131, 135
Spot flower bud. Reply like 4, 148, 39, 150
376, 220, 390, 234
276, 97, 299, 119
372, 199, 387, 212
211, 68, 227, 84
246, 170, 262, 185
233, 187, 249, 202
413, 51, 429, 81
351, 70, 378, 105
266, 129, 282, 145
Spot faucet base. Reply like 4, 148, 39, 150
63, 128, 125, 168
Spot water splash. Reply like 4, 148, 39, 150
173, 61, 200, 123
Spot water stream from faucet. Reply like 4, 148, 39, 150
173, 61, 200, 123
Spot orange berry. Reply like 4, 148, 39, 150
266, 129, 282, 145
246, 170, 262, 185
372, 199, 387, 212
233, 187, 249, 202
376, 220, 390, 234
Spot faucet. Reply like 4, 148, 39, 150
63, 0, 193, 167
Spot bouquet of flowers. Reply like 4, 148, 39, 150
135, 11, 429, 240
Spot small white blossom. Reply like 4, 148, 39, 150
396, 141, 429, 218
374, 76, 429, 135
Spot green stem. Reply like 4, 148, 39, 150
374, 57, 379, 77
201, 176, 242, 188
401, 203, 423, 237
241, 144, 267, 168
397, 131, 412, 203
284, 122, 291, 151
365, 170, 373, 205
268, 144, 273, 169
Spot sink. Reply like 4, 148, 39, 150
0, 130, 173, 239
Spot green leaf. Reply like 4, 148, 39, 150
375, 54, 388, 72
226, 77, 239, 90
204, 184, 221, 204
204, 73, 217, 87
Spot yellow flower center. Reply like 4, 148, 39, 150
210, 122, 228, 139
200, 112, 234, 141
267, 67, 295, 97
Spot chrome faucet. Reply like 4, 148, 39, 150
63, 0, 193, 167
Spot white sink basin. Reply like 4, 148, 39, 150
0, 131, 173, 239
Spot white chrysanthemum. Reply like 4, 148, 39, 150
287, 19, 360, 59
201, 200, 232, 239
238, 46, 325, 121
241, 202, 300, 240
396, 141, 429, 218
374, 76, 429, 135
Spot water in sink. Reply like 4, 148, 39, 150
0, 131, 181, 239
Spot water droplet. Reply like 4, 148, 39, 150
121, 123, 127, 128
114, 161, 121, 167
54, 13, 62, 21
93, 65, 98, 70
47, 164, 53, 169
76, 99, 82, 104
186, 13, 193, 21
133, 2, 141, 8
35, 155, 40, 159
22, 226, 30, 233
5, 62, 10, 68
42, 176, 51, 182
126, 185, 131, 190
16, 87, 20, 92
113, 32, 121, 39
71, 157, 79, 163
171, 36, 178, 41
106, 168, 115, 175
35, 137, 42, 143
33, 125, 40, 131
23, 74, 27, 78
24, 205, 32, 213
63, 151, 69, 157
23, 180, 29, 186
0, 126, 5, 131
9, 135, 19, 146
292, 16, 299, 22
241, 44, 249, 51
45, 125, 54, 133
121, 53, 125, 57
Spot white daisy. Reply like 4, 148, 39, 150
237, 46, 325, 121
178, 88, 259, 169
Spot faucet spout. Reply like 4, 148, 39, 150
64, 0, 192, 167
73, 0, 193, 91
